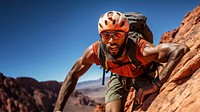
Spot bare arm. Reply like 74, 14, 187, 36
54, 45, 95, 111
136, 42, 189, 104
142, 42, 190, 84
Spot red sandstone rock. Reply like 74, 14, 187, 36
147, 4, 200, 112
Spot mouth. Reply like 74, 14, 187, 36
108, 45, 119, 54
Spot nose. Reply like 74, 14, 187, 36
108, 36, 115, 43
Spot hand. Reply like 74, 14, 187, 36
124, 87, 136, 112
135, 85, 159, 105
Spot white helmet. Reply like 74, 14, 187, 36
98, 11, 130, 34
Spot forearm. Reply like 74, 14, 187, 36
159, 60, 179, 84
54, 72, 78, 111
159, 46, 189, 84
54, 61, 92, 111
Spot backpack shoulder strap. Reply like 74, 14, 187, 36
97, 41, 110, 85
126, 33, 143, 67
98, 41, 107, 69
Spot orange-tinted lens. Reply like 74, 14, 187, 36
101, 33, 111, 40
101, 31, 125, 41
113, 32, 124, 39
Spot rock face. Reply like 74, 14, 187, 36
147, 4, 200, 112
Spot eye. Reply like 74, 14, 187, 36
114, 32, 124, 38
101, 33, 110, 40
114, 32, 121, 37
105, 34, 110, 40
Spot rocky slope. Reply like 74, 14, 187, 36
147, 4, 200, 112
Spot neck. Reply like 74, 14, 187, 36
111, 50, 126, 63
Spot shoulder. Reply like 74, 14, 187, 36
92, 41, 100, 55
82, 41, 100, 65
81, 42, 96, 64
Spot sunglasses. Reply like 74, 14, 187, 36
100, 31, 126, 41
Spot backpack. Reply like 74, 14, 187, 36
124, 12, 153, 43
100, 12, 161, 85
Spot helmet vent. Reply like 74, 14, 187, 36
99, 23, 103, 28
117, 12, 121, 16
105, 20, 108, 25
108, 11, 113, 17
120, 21, 125, 27
113, 20, 116, 25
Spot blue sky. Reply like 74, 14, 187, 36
0, 1, 199, 82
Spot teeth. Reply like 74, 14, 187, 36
110, 45, 117, 48
110, 47, 117, 50
109, 46, 118, 51
108, 45, 119, 52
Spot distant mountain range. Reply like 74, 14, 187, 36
0, 72, 108, 112
76, 76, 109, 90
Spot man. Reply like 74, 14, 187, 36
54, 11, 189, 112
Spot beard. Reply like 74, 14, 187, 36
106, 39, 127, 59
100, 34, 128, 61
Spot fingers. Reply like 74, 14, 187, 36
135, 85, 159, 105
140, 92, 145, 104
127, 87, 135, 100
136, 88, 144, 105
136, 88, 149, 104
129, 87, 134, 92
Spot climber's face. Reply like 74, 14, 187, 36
100, 30, 126, 56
